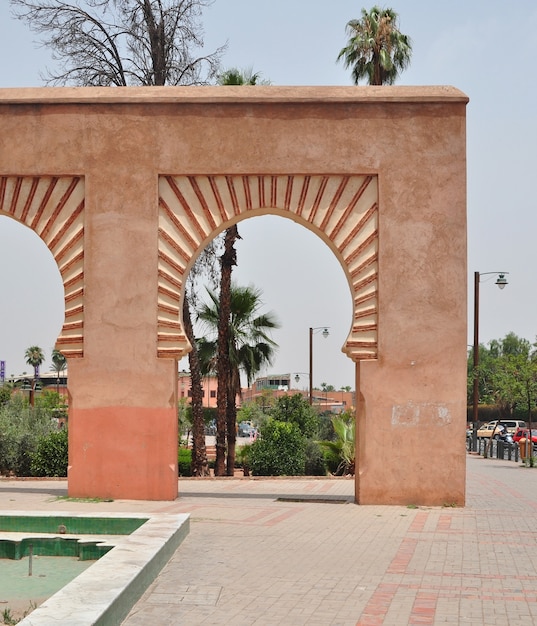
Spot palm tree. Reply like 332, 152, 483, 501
211, 68, 269, 475
197, 283, 280, 475
217, 67, 270, 86
50, 349, 67, 393
337, 6, 412, 85
182, 238, 221, 477
319, 412, 356, 476
213, 225, 239, 476
182, 295, 210, 477
24, 345, 45, 406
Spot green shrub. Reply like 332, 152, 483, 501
322, 447, 342, 474
316, 413, 336, 441
304, 439, 327, 476
0, 395, 58, 476
0, 432, 17, 476
318, 413, 356, 476
236, 444, 252, 475
250, 419, 305, 476
0, 386, 11, 406
17, 433, 37, 477
31, 428, 68, 477
178, 447, 192, 476
271, 394, 319, 438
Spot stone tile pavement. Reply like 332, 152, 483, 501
2, 454, 537, 625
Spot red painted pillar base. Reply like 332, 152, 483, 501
68, 406, 178, 501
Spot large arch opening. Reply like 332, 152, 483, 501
160, 173, 378, 491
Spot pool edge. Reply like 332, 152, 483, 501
12, 511, 190, 626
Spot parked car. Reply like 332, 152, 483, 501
512, 428, 537, 444
477, 423, 502, 439
496, 420, 526, 434
238, 422, 257, 438
477, 420, 526, 438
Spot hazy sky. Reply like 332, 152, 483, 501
0, 0, 536, 390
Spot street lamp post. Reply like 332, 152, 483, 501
294, 372, 309, 403
309, 327, 329, 406
472, 271, 508, 451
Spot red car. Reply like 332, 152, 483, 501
513, 429, 537, 443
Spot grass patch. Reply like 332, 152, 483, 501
54, 496, 114, 503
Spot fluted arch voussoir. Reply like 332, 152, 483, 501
157, 174, 378, 361
0, 175, 85, 358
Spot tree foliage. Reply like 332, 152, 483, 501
24, 345, 44, 374
270, 393, 318, 439
249, 419, 305, 477
11, 0, 226, 86
337, 5, 412, 85
31, 427, 68, 477
0, 395, 59, 476
197, 283, 279, 392
318, 411, 355, 476
24, 345, 45, 406
50, 348, 67, 392
468, 332, 537, 421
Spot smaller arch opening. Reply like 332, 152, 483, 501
0, 215, 65, 377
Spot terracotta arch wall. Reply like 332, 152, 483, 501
157, 174, 378, 362
0, 175, 85, 357
0, 86, 468, 504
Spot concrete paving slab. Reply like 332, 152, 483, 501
2, 455, 537, 625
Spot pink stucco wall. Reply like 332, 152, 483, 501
0, 86, 468, 503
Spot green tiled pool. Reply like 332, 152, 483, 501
0, 535, 111, 560
0, 511, 190, 626
0, 514, 148, 562
0, 514, 146, 534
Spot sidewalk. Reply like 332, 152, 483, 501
2, 455, 537, 625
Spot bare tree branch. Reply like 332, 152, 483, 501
10, 0, 226, 86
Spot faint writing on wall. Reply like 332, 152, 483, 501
391, 402, 451, 427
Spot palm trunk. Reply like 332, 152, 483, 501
31, 367, 37, 407
215, 225, 238, 476
226, 368, 241, 476
226, 390, 237, 476
182, 296, 209, 477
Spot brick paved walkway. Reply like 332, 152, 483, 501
123, 456, 537, 625
2, 454, 537, 625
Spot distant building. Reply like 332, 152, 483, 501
178, 371, 218, 408
241, 373, 355, 413
253, 374, 292, 392
7, 371, 68, 396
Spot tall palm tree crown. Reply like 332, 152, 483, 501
337, 6, 412, 85
217, 67, 270, 86
25, 345, 45, 405
25, 345, 45, 378
50, 349, 67, 392
197, 283, 279, 397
